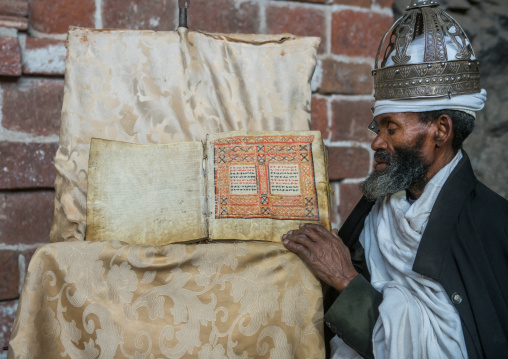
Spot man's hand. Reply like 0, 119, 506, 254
282, 223, 358, 292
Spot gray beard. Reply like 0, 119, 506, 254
359, 138, 431, 201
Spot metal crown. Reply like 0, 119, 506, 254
372, 0, 481, 100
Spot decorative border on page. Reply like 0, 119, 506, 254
213, 135, 319, 220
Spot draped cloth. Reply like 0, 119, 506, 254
363, 150, 468, 359
331, 151, 468, 358
50, 27, 319, 243
8, 27, 325, 358
8, 241, 325, 358
373, 89, 487, 118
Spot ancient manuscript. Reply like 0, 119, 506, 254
86, 131, 330, 245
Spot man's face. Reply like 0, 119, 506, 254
360, 112, 435, 201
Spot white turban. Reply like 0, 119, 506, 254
373, 36, 487, 118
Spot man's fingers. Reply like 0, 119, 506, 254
299, 223, 340, 243
281, 230, 294, 241
284, 233, 314, 248
283, 228, 319, 242
283, 225, 345, 249
296, 226, 321, 243
303, 223, 333, 236
283, 236, 312, 259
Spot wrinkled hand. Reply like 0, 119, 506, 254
282, 223, 358, 292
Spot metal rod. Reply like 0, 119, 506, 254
178, 0, 190, 28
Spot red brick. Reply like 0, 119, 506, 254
319, 58, 373, 94
0, 300, 18, 347
20, 37, 66, 75
298, 0, 329, 3
328, 146, 370, 180
339, 182, 364, 221
310, 96, 330, 139
102, 0, 176, 30
374, 0, 394, 8
187, 0, 259, 33
29, 0, 95, 34
0, 142, 58, 189
292, 0, 328, 3
1, 78, 63, 136
0, 0, 28, 17
0, 251, 20, 300
334, 0, 371, 7
0, 191, 54, 245
266, 4, 326, 53
0, 15, 27, 30
0, 35, 21, 76
331, 99, 376, 142
332, 10, 393, 57
23, 37, 64, 51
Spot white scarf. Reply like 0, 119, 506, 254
332, 150, 468, 358
373, 89, 487, 118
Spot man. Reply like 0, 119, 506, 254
282, 1, 508, 358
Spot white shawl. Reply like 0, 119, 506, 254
332, 150, 468, 358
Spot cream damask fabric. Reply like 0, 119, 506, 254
33, 27, 325, 358
8, 241, 325, 358
50, 27, 319, 242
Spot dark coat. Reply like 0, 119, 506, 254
324, 152, 508, 359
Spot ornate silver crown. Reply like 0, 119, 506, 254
373, 0, 481, 101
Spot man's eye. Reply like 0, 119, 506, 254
386, 123, 397, 135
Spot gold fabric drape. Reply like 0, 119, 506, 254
8, 241, 324, 358
8, 26, 325, 359
50, 27, 319, 243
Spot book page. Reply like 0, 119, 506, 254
206, 131, 330, 242
86, 138, 207, 244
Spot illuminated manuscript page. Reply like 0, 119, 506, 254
86, 139, 207, 244
206, 131, 331, 242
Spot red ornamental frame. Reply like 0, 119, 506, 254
213, 135, 319, 220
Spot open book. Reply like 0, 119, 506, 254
86, 131, 331, 245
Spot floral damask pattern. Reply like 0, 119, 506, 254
49, 27, 319, 243
8, 241, 325, 358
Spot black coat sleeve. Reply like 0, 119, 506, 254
324, 275, 383, 359
324, 200, 382, 359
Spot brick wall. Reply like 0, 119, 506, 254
0, 0, 394, 351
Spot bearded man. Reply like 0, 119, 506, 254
282, 1, 508, 358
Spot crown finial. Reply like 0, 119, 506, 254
406, 0, 439, 10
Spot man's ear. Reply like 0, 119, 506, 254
433, 114, 453, 147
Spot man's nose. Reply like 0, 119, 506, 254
371, 133, 387, 152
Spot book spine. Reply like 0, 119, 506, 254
202, 139, 210, 239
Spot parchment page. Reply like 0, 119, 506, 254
86, 139, 207, 244
206, 131, 330, 242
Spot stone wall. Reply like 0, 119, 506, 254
393, 0, 508, 199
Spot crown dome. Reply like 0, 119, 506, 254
372, 0, 481, 100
